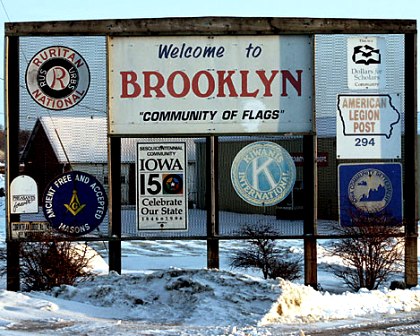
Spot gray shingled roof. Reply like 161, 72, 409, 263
40, 116, 108, 163
36, 116, 197, 164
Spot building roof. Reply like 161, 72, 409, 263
22, 116, 197, 164
37, 116, 108, 163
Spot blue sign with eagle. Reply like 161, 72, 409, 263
338, 163, 402, 227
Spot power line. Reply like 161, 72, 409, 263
0, 0, 11, 22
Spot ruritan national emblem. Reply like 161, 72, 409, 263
25, 46, 90, 110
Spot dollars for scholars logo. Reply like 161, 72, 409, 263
231, 141, 296, 207
26, 46, 90, 110
42, 171, 107, 236
352, 44, 381, 65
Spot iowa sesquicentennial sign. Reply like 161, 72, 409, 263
137, 142, 188, 231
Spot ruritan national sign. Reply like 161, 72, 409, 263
336, 94, 401, 159
25, 46, 90, 110
108, 35, 313, 135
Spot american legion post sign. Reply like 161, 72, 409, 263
337, 36, 402, 159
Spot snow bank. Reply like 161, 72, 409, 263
261, 279, 420, 325
51, 268, 281, 327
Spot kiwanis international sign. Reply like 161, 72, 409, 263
231, 142, 296, 207
108, 35, 313, 135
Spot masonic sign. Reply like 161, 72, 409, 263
42, 171, 107, 236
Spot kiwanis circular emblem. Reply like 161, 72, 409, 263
348, 168, 392, 213
42, 171, 107, 236
231, 141, 296, 207
26, 46, 90, 110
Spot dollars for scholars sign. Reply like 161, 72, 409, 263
108, 35, 313, 135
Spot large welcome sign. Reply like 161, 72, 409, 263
108, 35, 313, 135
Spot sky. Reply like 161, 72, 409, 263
0, 0, 417, 126
0, 0, 417, 21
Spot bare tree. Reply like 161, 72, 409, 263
229, 222, 301, 280
327, 213, 404, 291
0, 233, 96, 291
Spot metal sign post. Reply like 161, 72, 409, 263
404, 33, 418, 288
5, 36, 20, 291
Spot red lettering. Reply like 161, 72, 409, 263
31, 89, 43, 99
74, 59, 85, 68
67, 52, 76, 63
32, 58, 42, 67
167, 71, 189, 98
61, 48, 70, 58
256, 70, 279, 97
216, 70, 238, 97
120, 71, 141, 98
118, 69, 304, 99
51, 67, 67, 90
281, 70, 302, 97
48, 48, 57, 58
143, 71, 165, 97
240, 70, 258, 97
192, 71, 215, 98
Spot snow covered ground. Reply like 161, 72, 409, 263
1, 173, 420, 335
1, 239, 420, 336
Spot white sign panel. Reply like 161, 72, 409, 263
137, 142, 188, 230
10, 175, 38, 214
11, 221, 50, 240
336, 94, 401, 159
347, 36, 386, 90
109, 35, 313, 135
